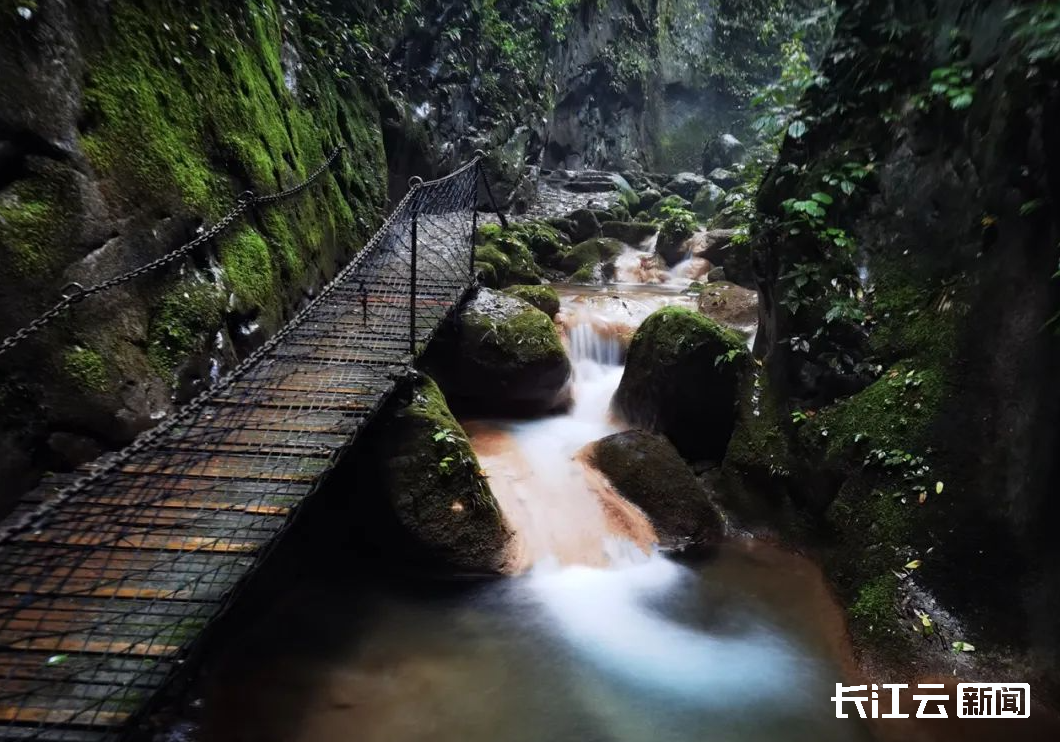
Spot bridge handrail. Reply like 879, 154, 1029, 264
0, 147, 347, 359
0, 152, 499, 547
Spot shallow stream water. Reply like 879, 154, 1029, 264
179, 281, 873, 742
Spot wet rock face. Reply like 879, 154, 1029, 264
733, 0, 1060, 680
428, 289, 571, 416
614, 306, 750, 461
0, 0, 389, 509
372, 375, 512, 573
585, 430, 724, 550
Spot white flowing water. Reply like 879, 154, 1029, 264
181, 286, 870, 742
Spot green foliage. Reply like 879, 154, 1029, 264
1007, 3, 1060, 66
927, 64, 976, 110
751, 38, 820, 143
657, 204, 697, 246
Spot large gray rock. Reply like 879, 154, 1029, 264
664, 172, 709, 201
708, 168, 741, 190
702, 134, 747, 175
692, 182, 726, 221
566, 208, 603, 243
586, 430, 725, 549
429, 289, 571, 416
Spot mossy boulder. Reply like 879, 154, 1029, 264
429, 289, 571, 416
648, 194, 693, 219
692, 183, 726, 221
638, 188, 663, 210
559, 237, 625, 276
586, 430, 725, 550
601, 221, 658, 245
505, 284, 561, 319
373, 375, 511, 573
613, 307, 750, 461
474, 223, 544, 287
566, 208, 602, 243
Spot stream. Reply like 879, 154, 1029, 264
176, 270, 873, 742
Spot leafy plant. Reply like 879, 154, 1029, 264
751, 38, 820, 143
715, 348, 741, 368
1007, 3, 1060, 66
928, 64, 976, 110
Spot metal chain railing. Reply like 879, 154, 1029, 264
0, 154, 495, 547
0, 146, 346, 358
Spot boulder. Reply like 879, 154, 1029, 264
664, 172, 709, 201
566, 208, 602, 243
373, 375, 512, 573
474, 223, 543, 287
686, 229, 738, 263
505, 284, 561, 319
585, 430, 724, 549
656, 227, 691, 268
559, 237, 625, 276
655, 212, 697, 268
691, 182, 726, 221
638, 188, 663, 210
697, 281, 759, 329
601, 221, 659, 245
613, 307, 750, 460
702, 134, 747, 175
708, 168, 740, 190
647, 194, 693, 219
430, 289, 571, 416
543, 217, 576, 242
706, 266, 727, 283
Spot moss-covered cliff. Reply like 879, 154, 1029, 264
0, 0, 389, 503
724, 0, 1060, 686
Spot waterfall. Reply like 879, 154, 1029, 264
465, 300, 657, 572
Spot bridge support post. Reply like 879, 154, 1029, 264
409, 209, 418, 356
470, 206, 478, 281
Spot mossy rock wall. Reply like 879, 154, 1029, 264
727, 0, 1060, 681
0, 0, 387, 507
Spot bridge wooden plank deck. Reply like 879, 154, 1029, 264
0, 163, 480, 740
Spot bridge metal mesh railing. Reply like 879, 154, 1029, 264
0, 157, 485, 740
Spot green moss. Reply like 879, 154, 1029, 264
633, 306, 746, 362
559, 237, 624, 274
808, 361, 947, 460
505, 284, 560, 318
571, 266, 596, 283
219, 225, 277, 315
462, 298, 566, 369
475, 244, 512, 285
648, 194, 693, 220
63, 347, 109, 393
76, 0, 386, 320
0, 165, 79, 279
849, 573, 901, 630
147, 281, 226, 377
724, 370, 792, 478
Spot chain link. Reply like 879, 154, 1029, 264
0, 146, 346, 358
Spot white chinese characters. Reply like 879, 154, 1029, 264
832, 682, 1031, 719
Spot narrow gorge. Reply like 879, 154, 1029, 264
0, 1, 1058, 741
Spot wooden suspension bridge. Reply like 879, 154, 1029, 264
0, 153, 499, 740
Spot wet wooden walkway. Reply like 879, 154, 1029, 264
0, 163, 481, 740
